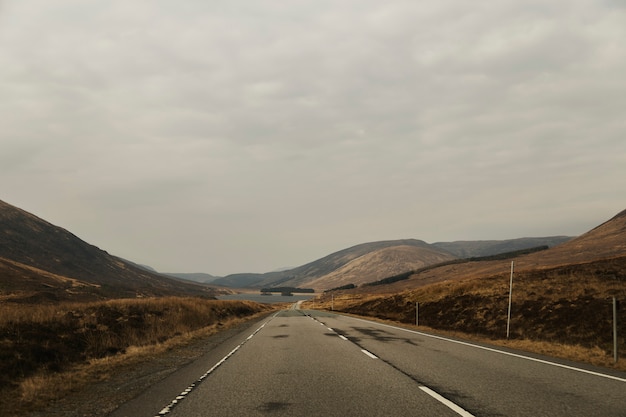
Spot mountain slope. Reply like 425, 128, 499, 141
304, 244, 456, 290
362, 208, 626, 294
0, 199, 214, 300
432, 236, 573, 258
165, 272, 220, 284
213, 239, 457, 290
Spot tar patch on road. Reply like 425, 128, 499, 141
350, 327, 418, 346
256, 401, 292, 412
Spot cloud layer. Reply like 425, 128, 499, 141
2, 1, 625, 275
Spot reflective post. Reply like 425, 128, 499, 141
416, 302, 419, 327
506, 261, 514, 339
614, 297, 619, 363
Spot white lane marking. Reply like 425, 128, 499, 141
347, 316, 626, 383
419, 386, 475, 417
320, 315, 472, 416
361, 349, 378, 359
154, 317, 273, 416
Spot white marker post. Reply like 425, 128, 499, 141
416, 302, 419, 327
614, 297, 619, 363
506, 261, 514, 339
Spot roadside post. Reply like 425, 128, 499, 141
416, 302, 419, 327
614, 297, 619, 363
506, 261, 514, 339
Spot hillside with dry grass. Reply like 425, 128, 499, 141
304, 244, 456, 290
309, 208, 626, 370
348, 208, 626, 295
212, 239, 457, 289
0, 297, 275, 414
0, 199, 218, 301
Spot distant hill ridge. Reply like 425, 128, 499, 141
0, 199, 214, 301
212, 236, 573, 291
211, 239, 440, 289
358, 207, 626, 294
3, 198, 605, 295
432, 236, 572, 258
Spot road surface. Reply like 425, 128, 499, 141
109, 305, 626, 417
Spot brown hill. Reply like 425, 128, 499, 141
303, 244, 456, 290
432, 236, 572, 258
351, 208, 626, 294
316, 209, 626, 367
213, 239, 457, 290
0, 199, 215, 302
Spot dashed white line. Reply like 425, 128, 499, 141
361, 349, 378, 359
419, 386, 475, 417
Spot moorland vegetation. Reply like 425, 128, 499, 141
0, 297, 274, 413
309, 255, 626, 369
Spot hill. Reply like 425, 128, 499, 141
213, 236, 577, 291
212, 240, 457, 290
313, 209, 626, 367
0, 199, 216, 302
432, 236, 572, 258
335, 208, 626, 295
164, 272, 220, 284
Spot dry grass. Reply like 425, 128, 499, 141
305, 259, 626, 371
0, 297, 276, 412
14, 311, 275, 411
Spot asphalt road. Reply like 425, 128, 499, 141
109, 305, 626, 417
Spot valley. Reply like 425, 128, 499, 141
1, 199, 625, 415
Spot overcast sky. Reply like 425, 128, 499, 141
1, 1, 625, 276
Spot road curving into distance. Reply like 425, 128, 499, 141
109, 304, 626, 417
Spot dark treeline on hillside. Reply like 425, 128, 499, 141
463, 245, 549, 261
260, 287, 315, 294
324, 284, 356, 292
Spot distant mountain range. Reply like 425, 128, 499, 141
208, 236, 572, 291
363, 208, 626, 294
7, 197, 624, 298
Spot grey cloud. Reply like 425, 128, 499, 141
1, 0, 625, 274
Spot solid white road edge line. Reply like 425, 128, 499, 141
348, 316, 626, 383
154, 317, 273, 417
419, 386, 476, 417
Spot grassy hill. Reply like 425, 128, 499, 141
311, 208, 626, 369
213, 236, 577, 291
0, 199, 216, 301
213, 239, 457, 290
432, 236, 572, 258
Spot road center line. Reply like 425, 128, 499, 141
315, 313, 474, 416
361, 349, 378, 359
419, 386, 476, 417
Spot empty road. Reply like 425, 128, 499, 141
110, 306, 626, 417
